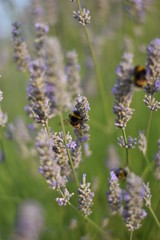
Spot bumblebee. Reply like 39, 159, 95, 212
133, 65, 147, 88
68, 110, 83, 128
114, 167, 128, 180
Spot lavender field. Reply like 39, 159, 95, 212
0, 0, 160, 239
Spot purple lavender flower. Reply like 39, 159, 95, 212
34, 23, 49, 59
65, 50, 81, 104
44, 37, 71, 116
138, 130, 147, 155
145, 38, 160, 95
26, 59, 50, 125
12, 22, 30, 72
123, 172, 146, 231
78, 174, 94, 216
143, 182, 152, 207
107, 171, 122, 215
112, 52, 134, 129
126, 0, 146, 23
56, 188, 74, 206
73, 8, 91, 25
36, 129, 67, 189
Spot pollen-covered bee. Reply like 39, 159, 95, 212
114, 167, 128, 180
68, 110, 83, 128
133, 65, 147, 88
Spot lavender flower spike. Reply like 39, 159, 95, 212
143, 182, 152, 207
123, 172, 147, 231
73, 95, 90, 143
36, 129, 67, 190
78, 174, 94, 216
112, 52, 134, 129
12, 22, 30, 72
145, 38, 160, 95
138, 130, 147, 155
107, 171, 122, 215
56, 188, 74, 206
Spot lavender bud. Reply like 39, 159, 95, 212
143, 94, 160, 111
118, 135, 137, 149
73, 8, 91, 25
107, 171, 122, 215
123, 172, 146, 231
143, 182, 152, 207
138, 130, 147, 155
11, 22, 30, 72
126, 0, 146, 23
78, 174, 94, 217
56, 188, 74, 206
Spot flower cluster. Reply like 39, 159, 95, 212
73, 95, 90, 143
107, 171, 122, 215
117, 136, 136, 149
138, 130, 147, 155
112, 52, 134, 129
126, 0, 147, 23
56, 188, 74, 206
143, 94, 160, 111
34, 23, 49, 58
12, 22, 30, 72
66, 50, 81, 103
36, 129, 67, 189
143, 182, 152, 207
123, 172, 146, 231
73, 8, 91, 25
78, 174, 94, 216
145, 38, 160, 95
25, 59, 50, 125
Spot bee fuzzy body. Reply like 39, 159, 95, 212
133, 65, 147, 88
114, 167, 128, 180
69, 110, 83, 128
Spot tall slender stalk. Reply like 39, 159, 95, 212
130, 231, 133, 240
59, 112, 79, 187
76, 0, 108, 126
149, 206, 160, 229
146, 110, 152, 142
122, 128, 129, 166
58, 189, 108, 239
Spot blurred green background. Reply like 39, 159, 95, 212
1, 0, 160, 239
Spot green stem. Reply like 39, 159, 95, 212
58, 188, 108, 238
142, 155, 154, 179
70, 202, 108, 238
45, 122, 50, 136
149, 206, 160, 229
146, 111, 152, 142
122, 128, 129, 166
59, 113, 79, 187
130, 231, 133, 240
76, 0, 108, 126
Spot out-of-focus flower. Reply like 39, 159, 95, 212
11, 200, 44, 240
12, 22, 30, 72
138, 130, 147, 155
106, 145, 120, 170
153, 139, 160, 180
0, 90, 7, 127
